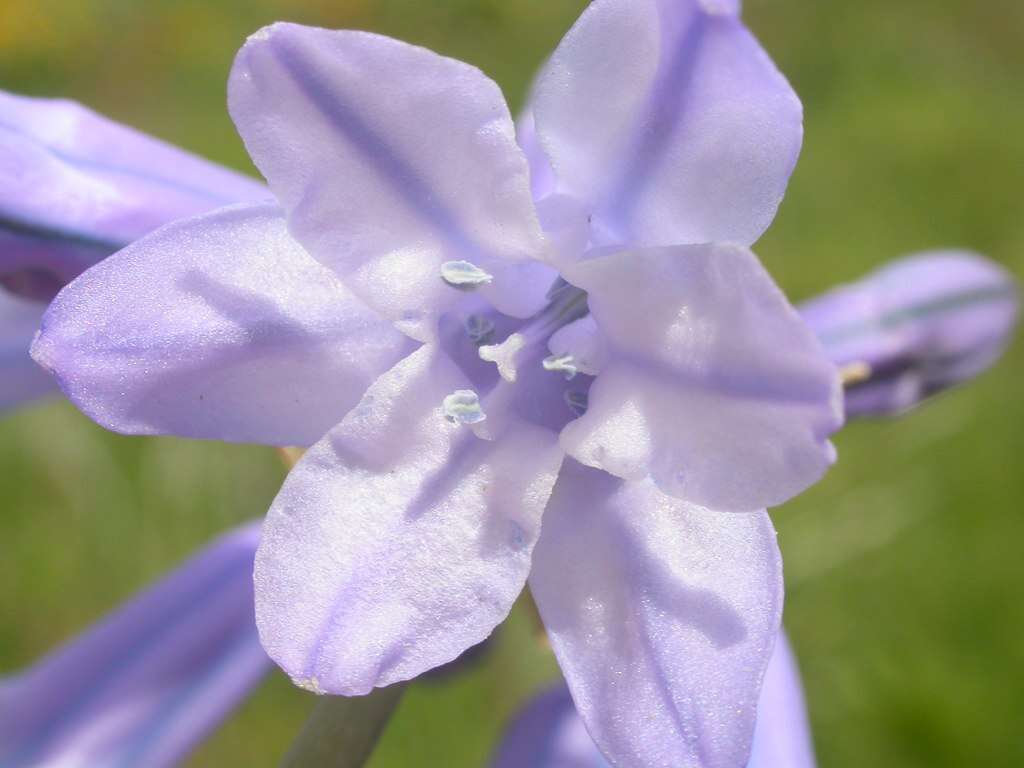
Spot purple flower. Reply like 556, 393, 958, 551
31, 2, 845, 764
492, 632, 816, 768
0, 89, 268, 409
0, 524, 269, 768
801, 251, 1018, 417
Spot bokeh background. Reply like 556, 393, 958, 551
2, 0, 1022, 765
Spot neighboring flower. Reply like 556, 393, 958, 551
800, 251, 1018, 416
32, 2, 843, 764
0, 89, 268, 408
1, 290, 54, 410
492, 632, 816, 768
0, 524, 269, 768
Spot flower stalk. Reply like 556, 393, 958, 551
283, 685, 406, 768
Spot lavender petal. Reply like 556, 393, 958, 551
0, 524, 269, 768
531, 0, 802, 249
31, 202, 413, 446
0, 292, 55, 410
255, 346, 563, 695
746, 633, 817, 768
491, 685, 608, 768
528, 460, 783, 768
490, 632, 815, 768
228, 23, 553, 340
561, 244, 843, 513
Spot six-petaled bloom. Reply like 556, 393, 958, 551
31, 1, 848, 765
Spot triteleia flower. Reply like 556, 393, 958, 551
0, 89, 268, 408
801, 251, 1018, 417
0, 524, 269, 768
492, 632, 815, 768
32, 2, 845, 765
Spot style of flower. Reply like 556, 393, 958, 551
0, 525, 268, 768
0, 88, 267, 409
31, 1, 849, 765
492, 632, 817, 768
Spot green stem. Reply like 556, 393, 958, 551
282, 685, 406, 768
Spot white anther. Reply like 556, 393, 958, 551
542, 353, 579, 380
547, 315, 605, 376
440, 260, 493, 288
443, 390, 487, 425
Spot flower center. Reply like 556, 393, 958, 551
477, 282, 588, 383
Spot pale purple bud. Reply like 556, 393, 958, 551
0, 524, 269, 768
801, 251, 1018, 417
0, 89, 269, 302
0, 89, 270, 411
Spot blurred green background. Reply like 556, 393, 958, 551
1, 0, 1022, 765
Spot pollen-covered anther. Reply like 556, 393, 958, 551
442, 389, 487, 425
440, 260, 494, 289
838, 361, 872, 387
542, 353, 579, 380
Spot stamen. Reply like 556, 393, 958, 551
464, 314, 495, 345
564, 390, 588, 417
443, 389, 487, 425
479, 334, 526, 383
542, 353, 578, 380
839, 361, 872, 387
478, 284, 589, 381
441, 260, 493, 288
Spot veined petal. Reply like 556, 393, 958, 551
0, 292, 55, 410
516, 109, 556, 203
0, 89, 268, 298
529, 461, 783, 768
229, 23, 552, 340
801, 250, 1019, 417
561, 244, 842, 512
532, 0, 801, 249
490, 631, 815, 768
0, 524, 269, 768
255, 346, 563, 695
31, 203, 413, 446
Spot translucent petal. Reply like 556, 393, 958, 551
532, 0, 801, 248
490, 631, 815, 768
529, 461, 783, 768
255, 346, 563, 694
32, 203, 413, 446
561, 244, 842, 512
229, 23, 551, 340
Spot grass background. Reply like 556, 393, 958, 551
1, 0, 1022, 765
